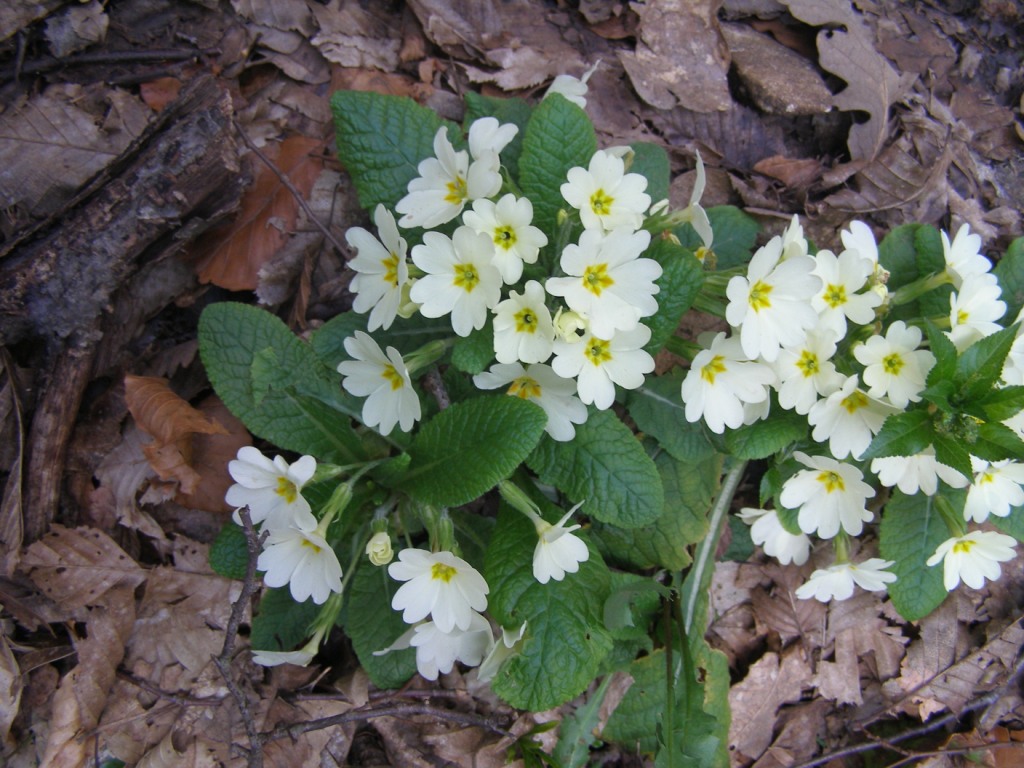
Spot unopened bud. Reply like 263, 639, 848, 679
365, 531, 393, 566
553, 308, 588, 342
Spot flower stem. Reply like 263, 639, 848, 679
888, 271, 952, 307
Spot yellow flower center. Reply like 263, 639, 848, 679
444, 175, 468, 205
952, 540, 974, 555
508, 376, 542, 400
748, 280, 773, 312
695, 246, 710, 263
817, 470, 845, 493
823, 283, 847, 308
514, 307, 537, 333
583, 263, 614, 296
383, 252, 401, 287
276, 477, 298, 503
797, 350, 819, 377
590, 189, 614, 215
956, 309, 969, 325
454, 263, 480, 292
494, 225, 517, 250
841, 390, 868, 414
584, 337, 612, 366
381, 363, 404, 391
431, 562, 458, 582
301, 538, 322, 554
700, 354, 727, 384
979, 471, 994, 485
883, 353, 905, 375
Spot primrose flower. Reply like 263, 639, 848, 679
795, 559, 897, 602
811, 247, 882, 339
546, 227, 660, 339
680, 332, 776, 434
551, 325, 654, 411
492, 280, 555, 365
780, 215, 808, 261
927, 530, 1017, 591
779, 452, 875, 539
870, 448, 968, 496
738, 508, 811, 566
345, 204, 409, 331
473, 362, 588, 441
840, 220, 880, 266
807, 374, 897, 460
773, 329, 843, 415
560, 149, 651, 232
544, 61, 600, 109
410, 228, 503, 337
251, 629, 324, 668
676, 151, 713, 249
477, 621, 528, 683
947, 274, 1006, 352
854, 321, 935, 407
462, 194, 547, 284
964, 458, 1024, 523
365, 531, 394, 566
532, 502, 590, 584
258, 527, 343, 605
942, 223, 991, 288
337, 331, 421, 436
410, 613, 492, 681
389, 549, 489, 633
226, 447, 317, 532
725, 236, 821, 362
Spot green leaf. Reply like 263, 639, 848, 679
880, 489, 959, 621
463, 91, 533, 179
979, 386, 1024, 422
775, 504, 802, 536
954, 323, 1018, 403
485, 505, 613, 711
399, 396, 547, 507
932, 429, 973, 478
553, 676, 616, 768
923, 320, 958, 389
675, 206, 759, 270
972, 422, 1024, 463
519, 94, 597, 237
861, 409, 933, 460
995, 237, 1024, 320
629, 142, 670, 204
208, 523, 249, 580
451, 323, 494, 374
331, 90, 455, 211
250, 587, 321, 651
914, 225, 950, 319
310, 311, 453, 367
879, 224, 923, 290
345, 559, 417, 689
592, 450, 720, 571
724, 409, 807, 460
199, 303, 364, 464
644, 239, 704, 354
993, 504, 1024, 543
624, 370, 716, 463
528, 409, 664, 528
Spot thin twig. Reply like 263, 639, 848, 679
116, 669, 226, 708
231, 119, 348, 256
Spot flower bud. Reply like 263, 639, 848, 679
553, 307, 588, 342
365, 531, 393, 566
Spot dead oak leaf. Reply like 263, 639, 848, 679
729, 648, 811, 761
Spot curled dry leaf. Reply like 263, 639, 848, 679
192, 135, 325, 291
729, 648, 811, 761
124, 375, 230, 498
0, 632, 21, 748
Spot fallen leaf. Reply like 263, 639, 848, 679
619, 0, 731, 112
754, 154, 825, 190
311, 0, 402, 70
0, 632, 21, 747
139, 78, 183, 112
0, 0, 62, 40
729, 648, 811, 761
193, 136, 325, 291
174, 395, 250, 514
751, 699, 831, 768
89, 424, 164, 541
230, 0, 315, 34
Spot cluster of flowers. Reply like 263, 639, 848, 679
337, 109, 673, 440
682, 219, 1021, 602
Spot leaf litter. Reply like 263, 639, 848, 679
1, 0, 1023, 766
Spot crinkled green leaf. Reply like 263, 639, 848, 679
932, 428, 973, 478
519, 94, 597, 237
592, 450, 720, 571
208, 523, 248, 580
724, 409, 807, 460
994, 237, 1024, 320
527, 409, 664, 528
463, 91, 533, 179
644, 239, 704, 354
978, 386, 1024, 423
629, 142, 670, 204
923, 320, 958, 389
880, 489, 960, 621
198, 303, 364, 464
862, 409, 933, 461
624, 370, 716, 463
251, 587, 321, 651
485, 505, 612, 711
954, 323, 1018, 403
972, 422, 1024, 463
345, 559, 417, 689
775, 504, 802, 536
879, 223, 923, 289
331, 90, 456, 211
451, 323, 494, 374
676, 206, 759, 270
399, 396, 546, 507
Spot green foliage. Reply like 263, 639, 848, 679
724, 409, 808, 460
485, 505, 613, 711
528, 409, 664, 528
309, 311, 453, 366
463, 91, 533, 179
675, 206, 759, 269
451, 323, 495, 374
250, 587, 321, 652
644, 239, 705, 354
208, 522, 249, 580
624, 371, 716, 463
994, 236, 1024, 319
519, 94, 597, 237
331, 90, 456, 211
880, 489, 959, 621
629, 142, 670, 204
198, 303, 364, 464
994, 504, 1024, 543
345, 559, 417, 688
399, 396, 547, 507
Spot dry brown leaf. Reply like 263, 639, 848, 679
174, 395, 250, 514
139, 77, 184, 113
753, 155, 825, 190
0, 631, 21, 748
125, 375, 230, 497
751, 698, 831, 768
43, 0, 108, 57
250, 26, 331, 84
619, 0, 731, 113
262, 698, 356, 767
193, 136, 325, 291
0, 0, 62, 41
22, 525, 146, 616
729, 648, 811, 761
311, 0, 402, 70
230, 0, 315, 34
89, 424, 163, 540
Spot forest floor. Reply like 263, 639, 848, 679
1, 0, 1024, 766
